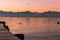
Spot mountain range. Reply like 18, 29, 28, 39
0, 11, 60, 17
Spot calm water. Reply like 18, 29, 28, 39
0, 17, 60, 40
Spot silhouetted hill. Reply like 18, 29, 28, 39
0, 11, 60, 17
42, 11, 60, 17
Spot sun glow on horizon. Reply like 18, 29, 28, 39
0, 0, 60, 13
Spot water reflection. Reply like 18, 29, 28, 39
0, 17, 60, 34
0, 17, 60, 40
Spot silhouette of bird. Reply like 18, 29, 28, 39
25, 0, 30, 6
27, 4, 29, 6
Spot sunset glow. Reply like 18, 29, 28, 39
0, 0, 60, 12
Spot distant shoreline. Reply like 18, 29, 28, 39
0, 11, 60, 17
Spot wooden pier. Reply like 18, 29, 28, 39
0, 21, 20, 40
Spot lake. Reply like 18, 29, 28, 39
0, 17, 60, 40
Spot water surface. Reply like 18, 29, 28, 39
0, 17, 60, 40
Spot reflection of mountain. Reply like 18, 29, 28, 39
0, 11, 60, 17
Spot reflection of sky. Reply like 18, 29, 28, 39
0, 17, 60, 34
0, 0, 60, 12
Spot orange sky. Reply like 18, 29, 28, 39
0, 0, 60, 12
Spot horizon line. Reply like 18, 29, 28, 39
0, 10, 60, 13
